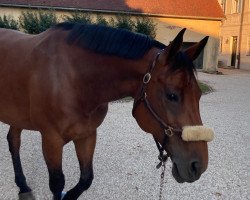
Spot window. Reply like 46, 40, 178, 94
247, 37, 250, 56
231, 0, 240, 13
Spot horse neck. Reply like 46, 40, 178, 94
74, 48, 159, 106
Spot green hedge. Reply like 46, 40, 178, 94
111, 14, 135, 31
19, 10, 58, 34
95, 14, 109, 26
1, 10, 157, 38
63, 11, 93, 24
135, 17, 156, 38
0, 15, 19, 30
65, 12, 156, 38
109, 15, 157, 38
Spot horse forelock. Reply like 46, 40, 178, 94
54, 22, 165, 59
170, 51, 197, 79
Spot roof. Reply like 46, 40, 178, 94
0, 0, 225, 20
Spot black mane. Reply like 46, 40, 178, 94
54, 22, 195, 74
54, 22, 166, 59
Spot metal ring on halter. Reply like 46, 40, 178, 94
164, 127, 174, 137
143, 73, 151, 84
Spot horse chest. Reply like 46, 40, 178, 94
75, 103, 109, 131
59, 104, 109, 141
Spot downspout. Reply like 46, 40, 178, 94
237, 0, 245, 69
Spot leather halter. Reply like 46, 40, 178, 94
132, 49, 182, 166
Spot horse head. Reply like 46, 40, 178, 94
133, 29, 214, 183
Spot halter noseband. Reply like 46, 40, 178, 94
132, 49, 182, 167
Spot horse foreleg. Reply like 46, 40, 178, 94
41, 133, 65, 200
62, 131, 96, 200
7, 126, 32, 195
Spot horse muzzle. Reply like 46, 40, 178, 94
172, 160, 203, 183
170, 125, 214, 183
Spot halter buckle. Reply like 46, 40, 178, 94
143, 73, 151, 84
164, 127, 174, 137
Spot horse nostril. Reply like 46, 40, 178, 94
190, 161, 201, 177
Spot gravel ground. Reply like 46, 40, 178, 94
0, 69, 249, 200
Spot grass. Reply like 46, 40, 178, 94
198, 81, 213, 94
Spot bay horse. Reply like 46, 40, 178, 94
0, 22, 214, 200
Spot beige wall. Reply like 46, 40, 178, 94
156, 18, 221, 71
218, 0, 250, 70
0, 6, 222, 71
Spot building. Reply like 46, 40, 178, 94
218, 0, 250, 70
0, 0, 224, 72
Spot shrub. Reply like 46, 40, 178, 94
19, 10, 57, 34
0, 15, 19, 30
112, 14, 135, 31
17, 10, 157, 38
135, 17, 157, 38
108, 17, 116, 27
64, 11, 93, 24
109, 15, 157, 38
198, 81, 213, 94
95, 14, 109, 26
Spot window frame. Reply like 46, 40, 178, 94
231, 0, 241, 13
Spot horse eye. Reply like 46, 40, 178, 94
166, 93, 179, 102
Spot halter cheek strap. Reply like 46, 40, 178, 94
132, 49, 180, 165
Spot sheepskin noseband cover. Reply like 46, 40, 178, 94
182, 126, 214, 142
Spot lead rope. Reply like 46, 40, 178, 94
154, 136, 168, 200
159, 160, 166, 200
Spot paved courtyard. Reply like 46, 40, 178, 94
0, 69, 249, 200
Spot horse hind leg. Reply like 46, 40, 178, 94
7, 126, 34, 198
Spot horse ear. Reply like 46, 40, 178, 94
160, 28, 186, 65
185, 36, 209, 61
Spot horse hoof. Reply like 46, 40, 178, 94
61, 191, 67, 200
19, 192, 35, 200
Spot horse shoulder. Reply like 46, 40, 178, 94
36, 103, 108, 142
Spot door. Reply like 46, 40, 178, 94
231, 36, 237, 67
